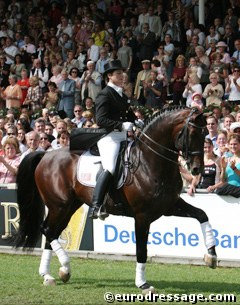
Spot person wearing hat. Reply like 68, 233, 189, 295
133, 59, 151, 105
216, 41, 231, 68
89, 60, 136, 219
230, 122, 240, 133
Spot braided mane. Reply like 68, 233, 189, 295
143, 105, 187, 133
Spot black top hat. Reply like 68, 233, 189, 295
103, 60, 124, 77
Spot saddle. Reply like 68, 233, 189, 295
77, 141, 131, 189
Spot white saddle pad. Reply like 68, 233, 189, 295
77, 141, 134, 188
77, 150, 102, 187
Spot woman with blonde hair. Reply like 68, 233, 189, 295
182, 73, 202, 107
202, 72, 224, 106
23, 75, 42, 111
171, 54, 187, 105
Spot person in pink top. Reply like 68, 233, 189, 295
0, 137, 21, 184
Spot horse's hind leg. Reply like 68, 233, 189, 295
172, 197, 217, 268
39, 240, 56, 286
40, 203, 80, 284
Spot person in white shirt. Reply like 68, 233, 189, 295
87, 37, 100, 63
3, 37, 19, 65
20, 131, 44, 162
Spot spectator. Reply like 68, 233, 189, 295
80, 61, 102, 102
57, 69, 75, 119
0, 137, 21, 184
134, 59, 151, 105
195, 45, 210, 89
20, 131, 43, 161
202, 73, 224, 107
0, 54, 10, 89
230, 39, 240, 66
91, 22, 106, 47
143, 70, 163, 110
49, 65, 63, 88
42, 81, 59, 110
1, 74, 22, 109
214, 130, 230, 158
10, 54, 26, 81
76, 42, 87, 76
17, 69, 30, 105
138, 23, 156, 61
225, 65, 240, 105
184, 56, 203, 82
216, 40, 231, 68
209, 133, 240, 197
69, 67, 81, 105
188, 138, 221, 195
205, 115, 219, 148
223, 114, 236, 135
205, 25, 220, 50
171, 54, 187, 105
29, 58, 49, 94
122, 72, 133, 100
117, 36, 133, 74
95, 47, 110, 76
39, 132, 53, 151
3, 37, 19, 65
182, 73, 202, 108
210, 52, 228, 87
63, 50, 79, 73
56, 130, 70, 149
23, 76, 42, 111
17, 128, 28, 153
56, 15, 73, 40
86, 37, 100, 63
71, 105, 85, 128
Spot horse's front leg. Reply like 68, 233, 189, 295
39, 240, 56, 286
172, 197, 217, 268
135, 215, 156, 294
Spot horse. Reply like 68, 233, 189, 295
13, 107, 217, 292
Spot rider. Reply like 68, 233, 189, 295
89, 60, 136, 219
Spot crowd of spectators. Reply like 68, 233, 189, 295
0, 0, 240, 196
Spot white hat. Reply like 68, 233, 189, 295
230, 122, 240, 133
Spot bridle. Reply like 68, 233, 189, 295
136, 108, 205, 165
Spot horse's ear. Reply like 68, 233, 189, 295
194, 111, 207, 126
203, 111, 214, 117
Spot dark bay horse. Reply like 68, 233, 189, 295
14, 107, 217, 291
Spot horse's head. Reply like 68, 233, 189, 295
175, 108, 206, 175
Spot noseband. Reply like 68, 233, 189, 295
175, 108, 205, 163
137, 108, 205, 164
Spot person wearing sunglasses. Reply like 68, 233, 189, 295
225, 64, 240, 105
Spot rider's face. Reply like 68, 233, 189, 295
108, 70, 123, 87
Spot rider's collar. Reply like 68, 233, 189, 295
108, 82, 123, 97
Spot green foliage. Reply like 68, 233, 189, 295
0, 254, 239, 305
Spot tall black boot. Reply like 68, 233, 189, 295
89, 170, 113, 219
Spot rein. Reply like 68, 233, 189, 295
136, 108, 205, 164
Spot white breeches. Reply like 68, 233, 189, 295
97, 131, 127, 175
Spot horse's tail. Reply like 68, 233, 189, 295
13, 151, 46, 249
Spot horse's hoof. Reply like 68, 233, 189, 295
139, 283, 157, 295
204, 253, 217, 269
43, 275, 56, 287
59, 267, 71, 283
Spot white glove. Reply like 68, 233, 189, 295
122, 122, 134, 132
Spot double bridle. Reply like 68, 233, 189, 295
136, 108, 205, 165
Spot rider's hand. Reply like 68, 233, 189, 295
122, 122, 134, 132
